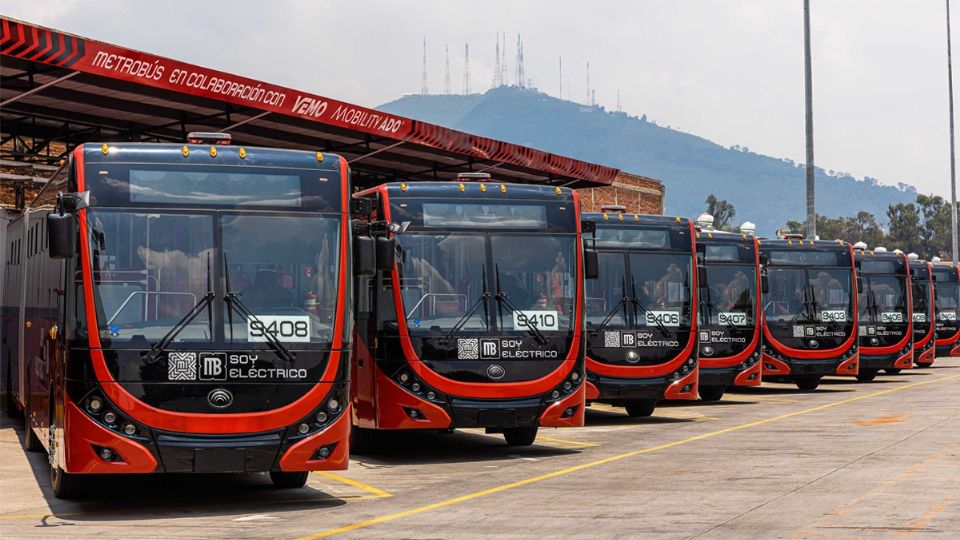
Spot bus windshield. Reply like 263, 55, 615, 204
585, 251, 692, 331
764, 267, 853, 324
700, 264, 756, 328
82, 210, 340, 346
395, 232, 576, 333
859, 275, 908, 324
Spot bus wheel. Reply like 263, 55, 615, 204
884, 368, 902, 375
270, 471, 309, 489
857, 369, 878, 382
50, 465, 84, 499
699, 387, 725, 402
503, 426, 538, 446
624, 400, 657, 417
794, 376, 821, 391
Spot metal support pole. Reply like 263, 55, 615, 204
804, 0, 817, 239
947, 0, 959, 263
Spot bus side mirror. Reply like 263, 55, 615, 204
354, 235, 376, 277
584, 248, 599, 280
376, 236, 396, 271
760, 273, 770, 294
697, 265, 708, 286
856, 276, 864, 293
581, 220, 596, 234
47, 212, 76, 259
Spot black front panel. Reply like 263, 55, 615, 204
414, 335, 570, 383
69, 347, 341, 414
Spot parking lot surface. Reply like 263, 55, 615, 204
1, 362, 958, 539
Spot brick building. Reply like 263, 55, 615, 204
577, 171, 665, 215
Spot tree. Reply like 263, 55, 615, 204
886, 203, 922, 254
705, 194, 737, 232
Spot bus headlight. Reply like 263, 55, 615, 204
327, 399, 340, 412
88, 397, 103, 413
103, 411, 117, 425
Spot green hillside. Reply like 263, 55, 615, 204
378, 87, 916, 235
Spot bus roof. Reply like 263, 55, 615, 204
82, 142, 343, 171
365, 180, 576, 202
581, 212, 690, 228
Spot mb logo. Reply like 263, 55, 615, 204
199, 353, 227, 381
480, 339, 500, 359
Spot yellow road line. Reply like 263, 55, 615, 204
535, 435, 599, 448
296, 373, 960, 539
312, 471, 392, 498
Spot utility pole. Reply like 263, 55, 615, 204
948, 0, 959, 263
803, 0, 816, 239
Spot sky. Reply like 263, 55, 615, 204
4, 0, 958, 198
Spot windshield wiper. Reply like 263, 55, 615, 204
701, 295, 738, 333
629, 276, 669, 336
223, 253, 297, 365
590, 276, 630, 335
143, 253, 215, 364
440, 266, 491, 343
493, 264, 547, 345
806, 284, 844, 332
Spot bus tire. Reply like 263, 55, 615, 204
884, 368, 902, 375
699, 386, 725, 402
856, 369, 878, 382
503, 426, 538, 446
915, 362, 933, 368
270, 471, 309, 489
794, 376, 820, 391
624, 400, 657, 418
50, 465, 84, 499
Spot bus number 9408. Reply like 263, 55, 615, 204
247, 316, 311, 342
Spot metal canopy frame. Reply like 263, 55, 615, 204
1, 17, 620, 190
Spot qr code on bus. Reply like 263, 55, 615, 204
792, 326, 805, 338
168, 352, 197, 381
458, 338, 479, 360
604, 331, 621, 348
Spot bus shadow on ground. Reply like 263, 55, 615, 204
350, 428, 581, 466
727, 384, 853, 395
659, 398, 758, 407
8, 426, 346, 523
582, 407, 696, 426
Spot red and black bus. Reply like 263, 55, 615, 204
581, 208, 699, 417
853, 247, 913, 381
907, 254, 936, 367
932, 260, 960, 358
350, 177, 587, 446
759, 237, 859, 390
694, 227, 763, 401
2, 139, 357, 497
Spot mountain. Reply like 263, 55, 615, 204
378, 87, 917, 235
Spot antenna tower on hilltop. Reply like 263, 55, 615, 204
463, 42, 471, 94
444, 45, 451, 95
420, 37, 428, 95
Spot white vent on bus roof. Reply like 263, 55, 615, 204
907, 252, 919, 260
853, 241, 868, 251
874, 246, 888, 253
932, 256, 942, 263
696, 213, 714, 230
601, 205, 627, 213
738, 221, 756, 235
